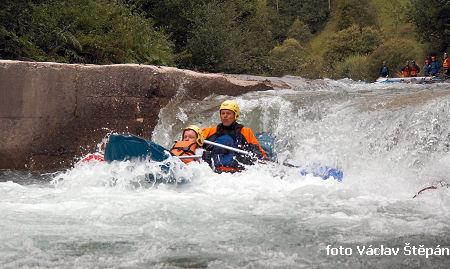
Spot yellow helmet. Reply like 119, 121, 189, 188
183, 125, 204, 146
219, 100, 240, 119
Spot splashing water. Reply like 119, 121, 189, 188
1, 78, 450, 268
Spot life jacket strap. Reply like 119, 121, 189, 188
170, 141, 197, 156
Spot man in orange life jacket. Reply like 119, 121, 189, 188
170, 125, 204, 164
201, 100, 267, 173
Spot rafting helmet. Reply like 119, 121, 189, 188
219, 100, 240, 119
183, 125, 204, 146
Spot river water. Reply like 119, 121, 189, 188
1, 78, 450, 268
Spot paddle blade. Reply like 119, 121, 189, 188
299, 164, 344, 182
255, 132, 277, 161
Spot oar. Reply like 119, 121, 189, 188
412, 180, 449, 198
174, 140, 250, 160
203, 140, 251, 155
173, 140, 252, 159
178, 155, 202, 159
176, 139, 248, 160
203, 140, 343, 181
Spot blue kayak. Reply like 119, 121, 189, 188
104, 134, 170, 163
375, 76, 445, 84
104, 133, 343, 182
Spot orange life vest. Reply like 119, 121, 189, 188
443, 58, 450, 69
169, 141, 198, 164
410, 66, 418, 76
401, 67, 410, 77
202, 126, 267, 158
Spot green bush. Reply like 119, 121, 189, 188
296, 55, 325, 79
336, 0, 378, 30
287, 18, 312, 43
29, 0, 174, 64
325, 25, 382, 64
367, 38, 424, 80
268, 38, 309, 76
330, 38, 424, 81
332, 54, 371, 81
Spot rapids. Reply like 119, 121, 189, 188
1, 77, 450, 268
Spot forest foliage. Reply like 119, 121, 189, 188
1, 0, 448, 81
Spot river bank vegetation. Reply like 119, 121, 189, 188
1, 0, 448, 81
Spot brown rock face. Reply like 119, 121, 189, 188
0, 61, 279, 171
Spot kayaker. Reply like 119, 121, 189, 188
201, 100, 267, 173
429, 55, 441, 76
401, 61, 410, 77
409, 60, 420, 77
379, 61, 389, 77
423, 58, 431, 76
443, 52, 450, 78
169, 125, 205, 164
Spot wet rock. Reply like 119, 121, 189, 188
0, 61, 283, 171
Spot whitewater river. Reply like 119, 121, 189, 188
1, 78, 450, 268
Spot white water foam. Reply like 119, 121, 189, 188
1, 78, 450, 268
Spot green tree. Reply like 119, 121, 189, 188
408, 0, 449, 52
30, 0, 174, 64
268, 38, 309, 76
125, 0, 201, 52
186, 1, 244, 72
187, 0, 276, 74
325, 25, 382, 64
287, 18, 312, 43
268, 0, 329, 40
0, 0, 45, 59
336, 0, 378, 30
382, 0, 408, 36
237, 0, 275, 74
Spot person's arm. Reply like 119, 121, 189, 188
201, 126, 215, 139
201, 126, 217, 151
240, 127, 267, 159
